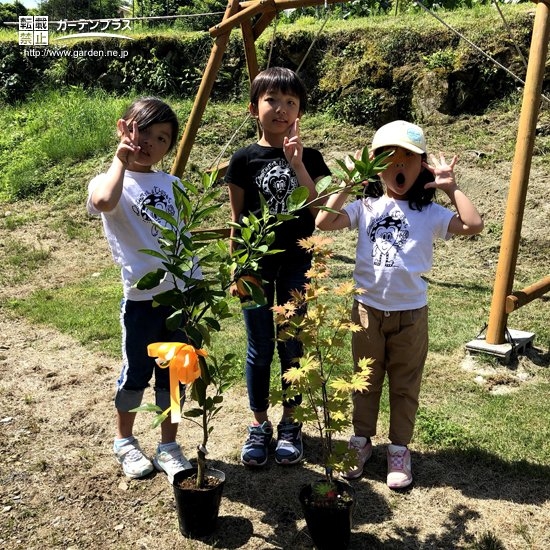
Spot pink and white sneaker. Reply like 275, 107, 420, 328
386, 444, 412, 489
343, 436, 372, 480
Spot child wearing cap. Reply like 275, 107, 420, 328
316, 120, 483, 489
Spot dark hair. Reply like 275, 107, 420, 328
121, 97, 180, 151
250, 67, 308, 113
366, 149, 435, 211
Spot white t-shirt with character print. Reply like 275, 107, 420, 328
87, 170, 200, 300
344, 195, 455, 311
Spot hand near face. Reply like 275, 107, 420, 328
423, 153, 458, 191
283, 118, 303, 168
116, 119, 141, 167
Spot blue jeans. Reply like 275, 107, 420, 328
243, 260, 309, 413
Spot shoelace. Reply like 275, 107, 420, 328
389, 453, 405, 470
125, 447, 145, 463
247, 429, 268, 446
279, 430, 295, 442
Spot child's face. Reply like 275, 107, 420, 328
379, 146, 423, 200
129, 121, 173, 171
251, 89, 301, 138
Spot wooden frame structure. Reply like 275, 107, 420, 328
171, 0, 550, 352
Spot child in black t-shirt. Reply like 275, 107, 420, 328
225, 67, 331, 468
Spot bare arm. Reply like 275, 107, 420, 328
90, 120, 141, 212
315, 186, 352, 231
423, 153, 484, 236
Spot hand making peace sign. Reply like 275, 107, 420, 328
116, 118, 142, 167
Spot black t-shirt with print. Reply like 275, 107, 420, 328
225, 143, 331, 267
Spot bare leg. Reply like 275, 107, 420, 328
116, 410, 136, 439
253, 410, 269, 424
160, 417, 179, 444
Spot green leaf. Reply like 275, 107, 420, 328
130, 403, 162, 413
315, 175, 333, 194
135, 269, 166, 290
184, 408, 204, 418
138, 248, 167, 260
287, 186, 309, 211
146, 205, 178, 228
191, 376, 207, 406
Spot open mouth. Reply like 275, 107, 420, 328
396, 173, 405, 186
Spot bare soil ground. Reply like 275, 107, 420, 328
1, 117, 549, 549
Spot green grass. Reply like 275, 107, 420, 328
8, 266, 123, 356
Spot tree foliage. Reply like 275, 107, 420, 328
39, 0, 122, 20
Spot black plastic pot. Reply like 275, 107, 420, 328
172, 467, 226, 538
299, 479, 355, 550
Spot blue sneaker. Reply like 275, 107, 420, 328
275, 421, 303, 465
241, 421, 273, 467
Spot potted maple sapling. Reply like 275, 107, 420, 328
271, 235, 373, 550
132, 171, 238, 538
269, 148, 390, 550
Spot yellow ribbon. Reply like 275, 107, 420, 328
147, 342, 208, 424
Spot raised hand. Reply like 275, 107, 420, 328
116, 119, 141, 167
283, 118, 303, 168
423, 152, 458, 191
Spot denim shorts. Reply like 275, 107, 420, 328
115, 299, 186, 412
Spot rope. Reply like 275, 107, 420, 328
296, 7, 331, 73
491, 0, 528, 70
209, 112, 252, 171
414, 0, 550, 104
266, 13, 279, 69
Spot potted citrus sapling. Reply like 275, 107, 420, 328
132, 171, 294, 537
132, 171, 237, 537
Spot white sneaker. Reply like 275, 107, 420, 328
387, 444, 412, 489
114, 437, 154, 479
343, 436, 372, 480
153, 442, 192, 484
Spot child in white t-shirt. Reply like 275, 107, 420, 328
316, 120, 483, 489
87, 97, 194, 482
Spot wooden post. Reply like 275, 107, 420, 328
171, 1, 241, 178
505, 275, 550, 314
485, 0, 550, 344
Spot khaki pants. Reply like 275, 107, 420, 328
351, 301, 428, 446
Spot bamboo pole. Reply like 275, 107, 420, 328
241, 19, 260, 83
171, 1, 241, 178
486, 0, 550, 344
239, 0, 341, 9
252, 10, 277, 39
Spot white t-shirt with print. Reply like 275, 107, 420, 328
343, 195, 455, 311
87, 170, 200, 301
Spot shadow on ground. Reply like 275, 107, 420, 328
183, 433, 550, 549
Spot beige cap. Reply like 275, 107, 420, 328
371, 120, 426, 154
